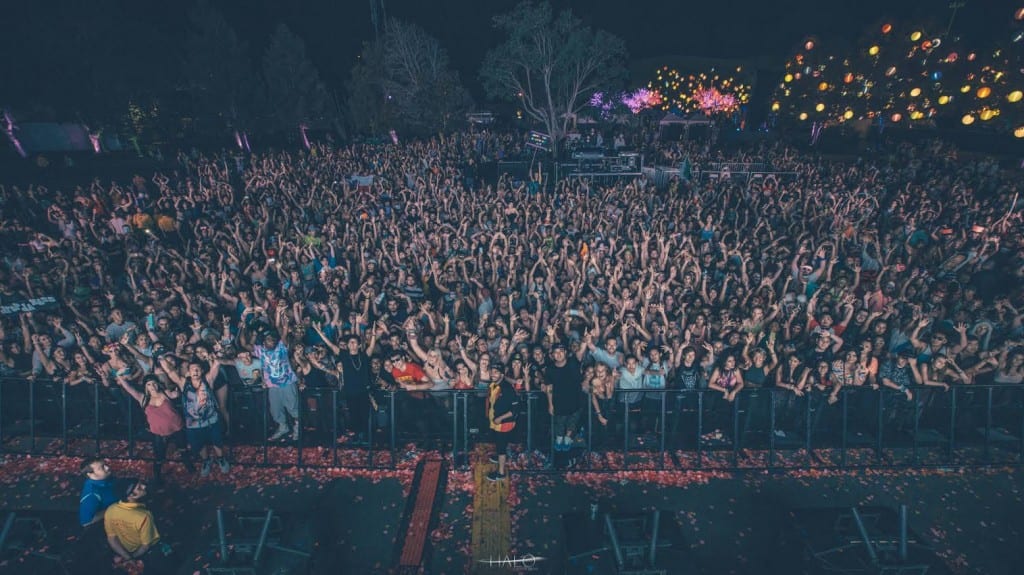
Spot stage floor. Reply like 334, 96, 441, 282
0, 452, 1021, 575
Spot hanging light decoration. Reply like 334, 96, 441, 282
882, 23, 893, 34
799, 112, 809, 120
891, 113, 902, 122
815, 102, 826, 112
977, 86, 992, 99
910, 31, 923, 42
910, 87, 922, 97
868, 45, 880, 56
961, 114, 975, 125
1008, 90, 1023, 103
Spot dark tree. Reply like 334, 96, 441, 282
480, 1, 627, 155
347, 19, 472, 136
182, 0, 260, 137
262, 24, 333, 136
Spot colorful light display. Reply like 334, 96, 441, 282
771, 9, 1024, 136
648, 66, 750, 116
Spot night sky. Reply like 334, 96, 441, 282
0, 0, 1020, 112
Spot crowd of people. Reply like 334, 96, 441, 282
2, 129, 1023, 484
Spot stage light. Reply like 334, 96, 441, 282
961, 114, 975, 125
1015, 125, 1024, 138
910, 87, 922, 97
910, 31, 922, 41
799, 112, 809, 120
1008, 90, 1023, 103
977, 86, 992, 99
882, 23, 893, 34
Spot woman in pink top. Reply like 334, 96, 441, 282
117, 374, 191, 480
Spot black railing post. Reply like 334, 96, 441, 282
389, 391, 396, 454
804, 392, 812, 461
984, 386, 993, 461
461, 393, 468, 465
296, 389, 305, 469
62, 382, 69, 455
768, 389, 776, 469
696, 391, 704, 468
659, 391, 666, 470
876, 389, 884, 462
841, 389, 848, 469
127, 394, 134, 459
451, 392, 458, 466
29, 378, 36, 453
623, 394, 631, 462
948, 387, 957, 460
332, 390, 339, 468
526, 392, 534, 453
586, 390, 593, 456
911, 388, 920, 464
0, 379, 5, 448
732, 395, 740, 467
94, 381, 101, 455
262, 390, 269, 465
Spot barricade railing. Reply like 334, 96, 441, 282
1, 377, 1021, 472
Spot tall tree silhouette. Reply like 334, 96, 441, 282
262, 24, 333, 137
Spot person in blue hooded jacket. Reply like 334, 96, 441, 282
79, 458, 117, 527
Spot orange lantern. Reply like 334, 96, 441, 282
977, 86, 992, 99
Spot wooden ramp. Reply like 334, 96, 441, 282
470, 445, 512, 575
396, 457, 446, 573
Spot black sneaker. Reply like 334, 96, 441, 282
486, 470, 506, 482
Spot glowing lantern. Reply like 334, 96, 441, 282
805, 40, 815, 51
910, 31, 922, 42
868, 45, 880, 56
844, 72, 854, 84
818, 82, 829, 91
961, 84, 971, 93
885, 66, 897, 77
961, 114, 975, 125
910, 87, 922, 97
1008, 90, 1023, 103
799, 112, 809, 121
882, 23, 893, 34
771, 101, 781, 111
784, 74, 794, 83
815, 103, 825, 112
1015, 126, 1024, 138
843, 109, 854, 120
977, 86, 992, 99
938, 95, 951, 105
979, 109, 997, 121
891, 113, 902, 122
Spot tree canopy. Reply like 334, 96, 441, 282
480, 1, 627, 154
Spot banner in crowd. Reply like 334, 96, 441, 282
0, 296, 59, 316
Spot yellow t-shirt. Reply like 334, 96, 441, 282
104, 502, 160, 553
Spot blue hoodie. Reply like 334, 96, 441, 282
79, 477, 117, 526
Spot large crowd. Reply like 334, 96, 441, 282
1, 130, 1023, 485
